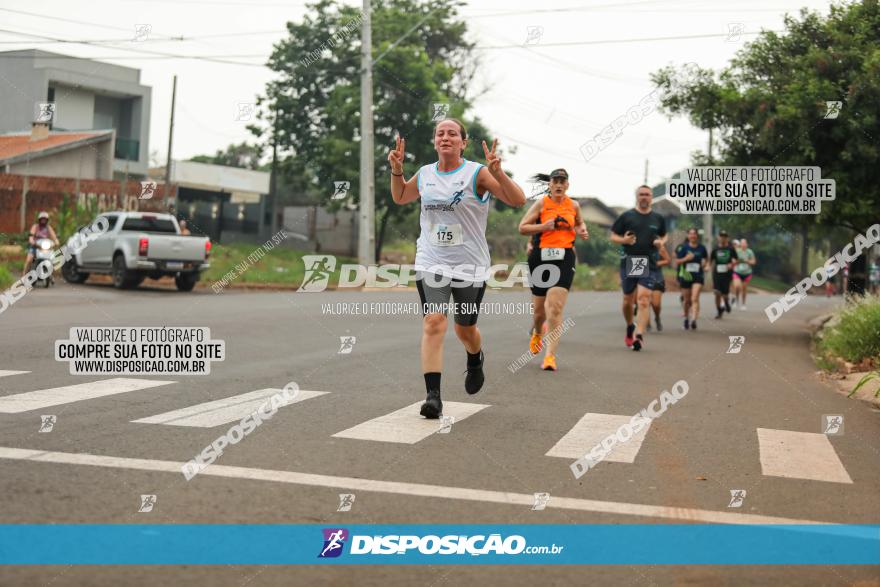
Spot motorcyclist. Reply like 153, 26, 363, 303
23, 211, 59, 277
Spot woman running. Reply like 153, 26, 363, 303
675, 228, 708, 330
517, 169, 589, 371
732, 237, 757, 310
388, 119, 526, 418
650, 238, 670, 331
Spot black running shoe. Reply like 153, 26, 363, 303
691, 320, 697, 330
632, 334, 643, 351
420, 389, 442, 419
724, 300, 732, 313
715, 307, 723, 319
625, 323, 636, 347
465, 350, 485, 395
655, 316, 663, 332
684, 318, 690, 330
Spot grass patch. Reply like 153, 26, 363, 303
747, 275, 791, 293
0, 263, 16, 290
0, 246, 24, 290
204, 243, 356, 287
572, 264, 620, 291
817, 294, 880, 366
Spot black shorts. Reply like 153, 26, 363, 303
416, 272, 487, 326
653, 276, 666, 292
713, 274, 732, 295
678, 275, 704, 288
528, 247, 576, 296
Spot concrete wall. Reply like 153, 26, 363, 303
52, 84, 95, 130
7, 139, 114, 180
282, 205, 357, 256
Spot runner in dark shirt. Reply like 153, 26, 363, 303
610, 185, 667, 351
710, 230, 738, 319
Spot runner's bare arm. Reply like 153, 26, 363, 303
518, 200, 545, 234
476, 139, 526, 208
573, 202, 589, 240
656, 242, 670, 267
388, 136, 420, 205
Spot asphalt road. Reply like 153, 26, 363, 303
0, 279, 877, 586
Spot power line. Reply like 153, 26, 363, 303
0, 29, 267, 67
480, 30, 776, 49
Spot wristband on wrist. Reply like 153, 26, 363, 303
391, 170, 403, 176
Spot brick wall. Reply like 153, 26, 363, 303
0, 173, 175, 234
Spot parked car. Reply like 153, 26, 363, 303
61, 211, 211, 291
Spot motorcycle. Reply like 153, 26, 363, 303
29, 237, 56, 288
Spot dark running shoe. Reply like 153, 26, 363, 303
465, 350, 485, 395
684, 318, 690, 330
691, 320, 698, 330
632, 334, 644, 351
625, 323, 636, 347
655, 316, 663, 332
420, 389, 442, 419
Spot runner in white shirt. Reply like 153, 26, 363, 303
388, 119, 526, 418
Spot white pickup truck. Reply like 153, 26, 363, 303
61, 211, 211, 291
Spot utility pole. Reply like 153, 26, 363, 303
358, 0, 375, 265
704, 127, 713, 242
643, 159, 648, 185
164, 74, 177, 211
270, 107, 278, 237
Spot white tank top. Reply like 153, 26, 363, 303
415, 159, 490, 281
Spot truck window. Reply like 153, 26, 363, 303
121, 217, 178, 233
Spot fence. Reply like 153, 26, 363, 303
0, 173, 171, 235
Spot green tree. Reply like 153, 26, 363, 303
653, 1, 880, 289
252, 0, 496, 258
190, 141, 264, 170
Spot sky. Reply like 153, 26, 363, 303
0, 0, 836, 207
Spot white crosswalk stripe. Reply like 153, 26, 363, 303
332, 401, 490, 444
0, 378, 174, 413
545, 412, 652, 463
0, 371, 30, 378
132, 388, 328, 427
757, 428, 853, 484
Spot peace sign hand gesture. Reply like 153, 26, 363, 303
388, 135, 405, 174
482, 138, 502, 177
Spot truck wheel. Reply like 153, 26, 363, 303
175, 273, 198, 292
61, 260, 89, 284
112, 255, 140, 289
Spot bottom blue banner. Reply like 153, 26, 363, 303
0, 524, 877, 565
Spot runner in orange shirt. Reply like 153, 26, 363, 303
518, 169, 589, 371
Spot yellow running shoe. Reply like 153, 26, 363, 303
542, 354, 557, 371
529, 329, 543, 354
